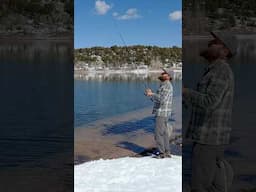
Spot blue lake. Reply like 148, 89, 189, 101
75, 79, 182, 127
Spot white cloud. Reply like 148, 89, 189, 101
95, 0, 111, 15
112, 12, 119, 17
169, 10, 182, 21
114, 8, 141, 20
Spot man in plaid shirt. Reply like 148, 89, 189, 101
145, 71, 173, 158
183, 32, 236, 191
184, 58, 234, 145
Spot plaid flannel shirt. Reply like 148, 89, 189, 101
184, 59, 234, 145
151, 80, 173, 117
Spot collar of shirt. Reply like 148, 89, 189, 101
205, 59, 228, 72
160, 80, 170, 86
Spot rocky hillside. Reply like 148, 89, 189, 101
75, 45, 181, 68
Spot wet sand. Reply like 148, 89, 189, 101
75, 97, 182, 164
75, 107, 156, 163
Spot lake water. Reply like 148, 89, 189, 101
75, 78, 182, 128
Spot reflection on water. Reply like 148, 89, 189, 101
75, 72, 156, 81
0, 40, 73, 189
74, 71, 182, 81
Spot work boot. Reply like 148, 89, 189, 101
164, 152, 172, 158
154, 153, 165, 159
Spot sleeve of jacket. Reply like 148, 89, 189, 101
183, 69, 228, 109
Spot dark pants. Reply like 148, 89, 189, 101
191, 143, 225, 192
155, 116, 170, 154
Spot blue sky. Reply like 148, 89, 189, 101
75, 0, 181, 48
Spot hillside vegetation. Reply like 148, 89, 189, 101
75, 46, 181, 68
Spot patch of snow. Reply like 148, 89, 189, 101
75, 156, 181, 192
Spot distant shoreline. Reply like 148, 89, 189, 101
74, 69, 164, 74
74, 68, 182, 78
74, 69, 182, 81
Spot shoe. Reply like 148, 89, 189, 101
154, 153, 165, 159
164, 152, 172, 158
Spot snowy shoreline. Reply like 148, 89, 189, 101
75, 156, 182, 192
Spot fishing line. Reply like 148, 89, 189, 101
113, 20, 153, 94
113, 20, 130, 53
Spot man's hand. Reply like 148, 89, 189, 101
145, 88, 154, 96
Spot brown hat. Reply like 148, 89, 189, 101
161, 68, 171, 75
210, 31, 238, 58
161, 68, 173, 80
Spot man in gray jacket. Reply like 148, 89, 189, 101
145, 71, 173, 158
183, 32, 236, 191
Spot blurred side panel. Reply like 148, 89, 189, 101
0, 1, 74, 191
183, 0, 256, 191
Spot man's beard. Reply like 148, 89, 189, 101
158, 76, 166, 81
200, 48, 220, 62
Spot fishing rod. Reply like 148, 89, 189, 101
113, 20, 130, 58
113, 20, 152, 93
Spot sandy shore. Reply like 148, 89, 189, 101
74, 107, 156, 163
75, 97, 182, 164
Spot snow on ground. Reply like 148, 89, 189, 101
75, 156, 181, 192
